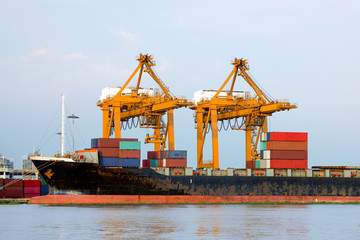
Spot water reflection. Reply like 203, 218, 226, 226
1, 204, 360, 239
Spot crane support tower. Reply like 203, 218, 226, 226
190, 58, 297, 169
97, 54, 193, 151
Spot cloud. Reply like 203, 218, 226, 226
64, 52, 88, 60
19, 48, 47, 62
110, 29, 140, 43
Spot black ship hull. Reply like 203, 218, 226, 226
32, 159, 360, 196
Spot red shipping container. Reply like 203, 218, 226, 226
147, 151, 161, 159
98, 148, 120, 158
97, 138, 138, 148
0, 189, 4, 198
24, 193, 41, 198
267, 141, 308, 151
4, 179, 23, 187
23, 180, 41, 187
142, 159, 149, 168
268, 150, 307, 160
0, 179, 3, 186
4, 187, 23, 198
24, 187, 41, 194
119, 150, 141, 159
269, 132, 307, 142
246, 161, 254, 169
270, 160, 308, 169
164, 159, 187, 168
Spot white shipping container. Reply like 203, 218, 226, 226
260, 160, 270, 168
193, 90, 245, 104
263, 150, 270, 160
261, 132, 266, 142
99, 87, 157, 101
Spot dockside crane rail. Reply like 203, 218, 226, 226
191, 58, 297, 169
97, 54, 193, 151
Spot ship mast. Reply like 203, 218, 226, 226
61, 93, 65, 157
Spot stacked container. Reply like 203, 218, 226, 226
91, 138, 141, 168
258, 132, 308, 169
23, 180, 41, 198
143, 150, 187, 168
1, 179, 23, 198
40, 179, 49, 196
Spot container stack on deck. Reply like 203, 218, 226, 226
143, 150, 187, 168
23, 180, 41, 198
89, 138, 141, 167
257, 132, 308, 169
1, 179, 23, 198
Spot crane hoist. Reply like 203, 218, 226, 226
97, 54, 193, 151
190, 58, 297, 169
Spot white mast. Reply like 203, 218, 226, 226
61, 93, 65, 156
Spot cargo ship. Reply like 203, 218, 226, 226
29, 55, 360, 204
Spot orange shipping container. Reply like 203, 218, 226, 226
267, 141, 308, 151
119, 150, 141, 159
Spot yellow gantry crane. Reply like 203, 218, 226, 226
97, 54, 192, 151
190, 58, 297, 169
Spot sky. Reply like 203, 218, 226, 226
1, 0, 360, 169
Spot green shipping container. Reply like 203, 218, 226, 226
255, 160, 261, 169
149, 159, 158, 167
40, 179, 47, 186
119, 141, 141, 150
260, 141, 267, 151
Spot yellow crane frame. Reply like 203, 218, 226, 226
191, 58, 297, 169
97, 54, 192, 151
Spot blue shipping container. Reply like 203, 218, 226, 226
40, 185, 49, 196
120, 158, 140, 167
91, 138, 98, 148
99, 157, 121, 167
161, 150, 187, 159
260, 150, 264, 160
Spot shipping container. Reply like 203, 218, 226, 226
98, 148, 119, 158
161, 150, 187, 159
40, 179, 47, 186
270, 160, 308, 169
119, 158, 140, 168
142, 159, 150, 168
255, 160, 261, 169
0, 179, 3, 187
163, 159, 187, 168
91, 138, 98, 148
24, 193, 41, 198
119, 150, 141, 159
147, 151, 161, 159
267, 141, 308, 151
269, 132, 308, 142
261, 132, 266, 142
24, 187, 40, 194
260, 141, 267, 151
4, 179, 23, 188
266, 150, 307, 160
260, 160, 270, 168
99, 157, 121, 167
40, 185, 49, 196
246, 161, 254, 169
150, 159, 158, 167
23, 180, 41, 187
119, 141, 141, 150
4, 187, 23, 198
97, 138, 138, 148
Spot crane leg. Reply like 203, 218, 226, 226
210, 108, 219, 169
102, 105, 109, 138
114, 104, 121, 138
167, 109, 175, 150
196, 109, 203, 168
245, 124, 252, 167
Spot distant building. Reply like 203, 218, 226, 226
0, 154, 14, 179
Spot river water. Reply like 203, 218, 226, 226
1, 204, 360, 239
